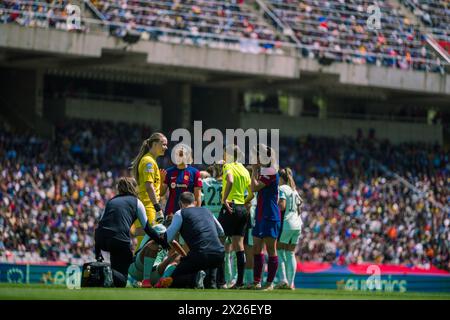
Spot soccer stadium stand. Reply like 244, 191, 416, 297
0, 0, 88, 31
280, 136, 449, 271
89, 0, 282, 51
1, 120, 448, 271
0, 119, 156, 265
401, 0, 449, 40
0, 0, 448, 71
265, 0, 445, 71
400, 0, 450, 54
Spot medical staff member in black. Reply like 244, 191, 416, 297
95, 177, 169, 287
164, 192, 225, 289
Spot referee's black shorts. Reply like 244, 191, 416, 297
218, 203, 248, 237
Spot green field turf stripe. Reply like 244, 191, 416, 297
0, 284, 449, 300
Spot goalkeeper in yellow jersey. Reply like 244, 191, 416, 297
130, 132, 168, 250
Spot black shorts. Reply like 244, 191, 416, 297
218, 203, 248, 237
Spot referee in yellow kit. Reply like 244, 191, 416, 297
218, 144, 253, 289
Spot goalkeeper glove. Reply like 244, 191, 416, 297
156, 214, 164, 224
154, 203, 164, 224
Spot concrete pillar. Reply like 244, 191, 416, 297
180, 84, 191, 129
0, 68, 43, 116
427, 108, 437, 125
35, 69, 44, 117
316, 96, 328, 119
288, 96, 303, 117
0, 68, 52, 136
230, 88, 240, 114
161, 83, 191, 132
191, 86, 240, 131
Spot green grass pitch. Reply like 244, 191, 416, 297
0, 283, 449, 300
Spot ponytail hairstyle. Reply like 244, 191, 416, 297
117, 177, 138, 197
130, 132, 165, 184
214, 160, 224, 179
279, 167, 296, 190
206, 165, 215, 178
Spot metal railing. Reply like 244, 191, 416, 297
426, 33, 450, 64
83, 0, 106, 20
58, 91, 160, 106
268, 0, 414, 20
86, 0, 263, 25
82, 9, 271, 36
0, 0, 67, 9
276, 26, 428, 55
429, 31, 450, 42
299, 110, 429, 123
400, 0, 450, 40
255, 0, 300, 46
97, 0, 257, 19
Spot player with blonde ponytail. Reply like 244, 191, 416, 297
276, 167, 303, 290
130, 133, 168, 252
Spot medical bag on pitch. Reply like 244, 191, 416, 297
80, 255, 114, 288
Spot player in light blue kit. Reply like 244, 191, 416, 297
128, 224, 186, 288
276, 168, 303, 290
202, 163, 223, 219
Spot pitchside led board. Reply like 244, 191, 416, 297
1, 262, 449, 293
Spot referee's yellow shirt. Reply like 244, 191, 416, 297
222, 162, 251, 205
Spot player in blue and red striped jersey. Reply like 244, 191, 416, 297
250, 144, 280, 291
161, 144, 202, 224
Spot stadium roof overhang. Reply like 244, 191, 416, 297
1, 24, 449, 100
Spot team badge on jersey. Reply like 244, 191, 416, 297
184, 174, 189, 180
145, 163, 154, 173
170, 182, 176, 189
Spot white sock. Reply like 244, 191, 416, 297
143, 257, 155, 280
277, 249, 287, 284
224, 252, 232, 284
285, 251, 297, 288
231, 253, 237, 283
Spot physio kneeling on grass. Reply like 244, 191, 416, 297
164, 192, 225, 289
95, 177, 169, 287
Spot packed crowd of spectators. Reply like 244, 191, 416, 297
401, 0, 449, 40
0, 119, 154, 265
0, 119, 449, 271
1, 0, 448, 71
400, 0, 450, 55
92, 0, 283, 53
268, 0, 446, 72
280, 135, 449, 271
0, 0, 88, 31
